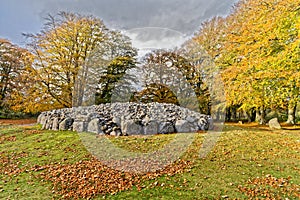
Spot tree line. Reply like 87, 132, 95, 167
0, 12, 209, 117
0, 0, 299, 124
189, 0, 299, 124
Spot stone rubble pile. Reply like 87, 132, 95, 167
37, 102, 213, 136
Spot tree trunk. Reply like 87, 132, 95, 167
231, 106, 237, 122
256, 107, 266, 125
286, 103, 297, 125
215, 108, 220, 121
245, 111, 251, 123
248, 108, 256, 122
225, 107, 231, 122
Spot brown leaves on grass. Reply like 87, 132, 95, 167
0, 130, 42, 144
34, 156, 192, 199
0, 135, 16, 144
0, 119, 37, 125
37, 158, 138, 199
0, 151, 28, 176
238, 175, 300, 199
24, 129, 42, 135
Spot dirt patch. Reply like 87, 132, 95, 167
0, 118, 37, 125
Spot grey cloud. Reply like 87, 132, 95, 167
0, 0, 238, 46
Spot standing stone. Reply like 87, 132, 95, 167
88, 118, 103, 134
186, 116, 197, 123
123, 120, 143, 135
198, 118, 209, 131
45, 119, 52, 130
52, 117, 60, 131
158, 121, 175, 134
41, 116, 48, 130
73, 115, 90, 132
207, 117, 214, 130
37, 113, 44, 124
73, 121, 88, 132
59, 118, 73, 131
175, 120, 198, 133
144, 121, 158, 135
269, 118, 282, 130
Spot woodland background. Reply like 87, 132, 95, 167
0, 0, 299, 125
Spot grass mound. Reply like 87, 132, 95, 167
0, 123, 299, 199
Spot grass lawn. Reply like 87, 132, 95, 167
0, 121, 299, 199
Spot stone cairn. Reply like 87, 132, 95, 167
37, 102, 213, 136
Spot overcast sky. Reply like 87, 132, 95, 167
0, 0, 238, 50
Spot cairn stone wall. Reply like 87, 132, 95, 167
37, 102, 213, 136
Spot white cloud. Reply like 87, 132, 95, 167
124, 27, 187, 57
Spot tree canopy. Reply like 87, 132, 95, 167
0, 1, 299, 123
0, 39, 33, 112
190, 0, 299, 123
24, 12, 136, 111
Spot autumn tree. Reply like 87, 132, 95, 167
222, 0, 299, 124
93, 31, 137, 104
180, 39, 226, 119
25, 12, 136, 110
191, 0, 299, 124
0, 39, 33, 113
140, 50, 211, 114
131, 83, 180, 105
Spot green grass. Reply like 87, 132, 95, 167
1, 124, 299, 199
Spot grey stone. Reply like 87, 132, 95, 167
52, 117, 60, 131
112, 117, 121, 127
158, 121, 175, 134
38, 102, 212, 135
87, 118, 103, 134
42, 121, 47, 130
198, 118, 209, 130
186, 116, 197, 123
142, 115, 151, 125
110, 130, 122, 136
40, 115, 48, 129
37, 113, 43, 124
269, 118, 282, 130
175, 120, 194, 133
59, 118, 73, 131
144, 121, 158, 135
123, 120, 143, 135
73, 121, 88, 132
75, 115, 90, 122
207, 117, 214, 130
100, 125, 108, 131
45, 119, 52, 130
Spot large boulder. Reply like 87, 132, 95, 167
122, 120, 143, 135
73, 121, 88, 132
269, 118, 282, 130
144, 120, 159, 135
158, 121, 175, 134
51, 117, 60, 131
175, 120, 198, 133
59, 118, 73, 131
87, 118, 103, 134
